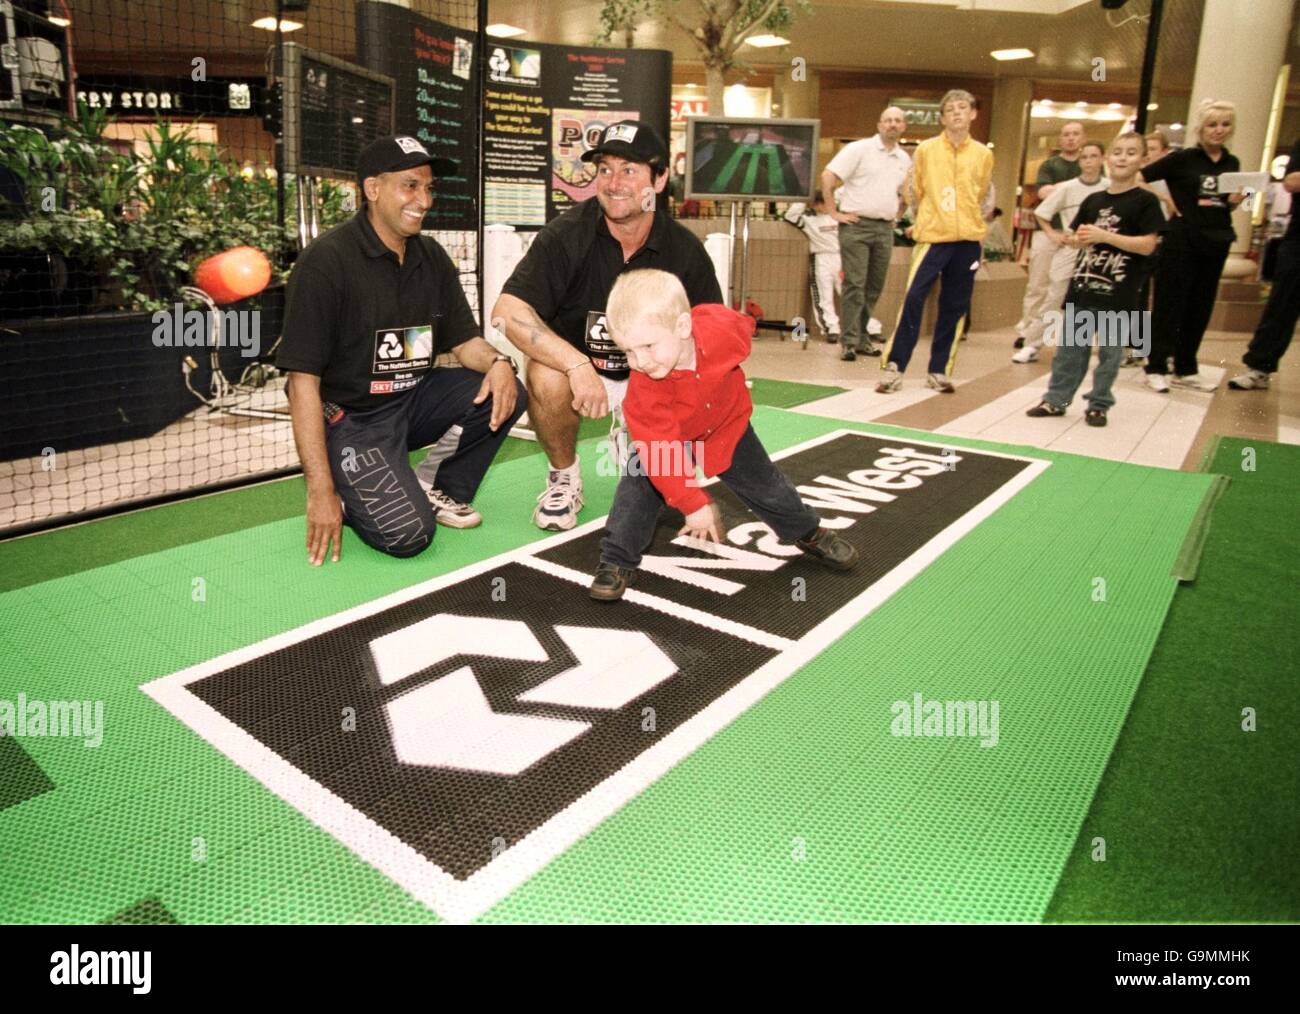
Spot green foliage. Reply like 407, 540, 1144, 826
0, 109, 352, 313
594, 0, 657, 45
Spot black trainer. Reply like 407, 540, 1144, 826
795, 529, 858, 571
1085, 408, 1107, 427
1026, 401, 1065, 417
840, 349, 857, 362
589, 562, 636, 601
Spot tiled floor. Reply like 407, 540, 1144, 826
752, 326, 1298, 470
1, 324, 1295, 531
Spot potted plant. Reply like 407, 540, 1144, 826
0, 107, 351, 459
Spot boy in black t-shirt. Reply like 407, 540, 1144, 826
1027, 133, 1165, 426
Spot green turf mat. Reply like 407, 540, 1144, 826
1044, 436, 1300, 923
746, 377, 847, 409
0, 378, 843, 592
0, 408, 1214, 922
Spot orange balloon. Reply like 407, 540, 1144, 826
194, 246, 272, 304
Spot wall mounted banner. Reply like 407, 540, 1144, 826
357, 2, 480, 230
484, 44, 671, 226
356, 4, 669, 230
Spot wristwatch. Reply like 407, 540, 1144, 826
489, 354, 517, 375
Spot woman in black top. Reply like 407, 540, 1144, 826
1140, 99, 1244, 392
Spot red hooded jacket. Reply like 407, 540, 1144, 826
621, 304, 755, 515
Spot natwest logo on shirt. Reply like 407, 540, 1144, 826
585, 310, 627, 373
372, 323, 435, 376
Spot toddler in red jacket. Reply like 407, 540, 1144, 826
590, 268, 858, 601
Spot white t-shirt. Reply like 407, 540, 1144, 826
1035, 175, 1109, 237
1036, 175, 1110, 281
825, 135, 912, 220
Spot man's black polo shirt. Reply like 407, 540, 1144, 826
276, 211, 478, 413
500, 197, 722, 379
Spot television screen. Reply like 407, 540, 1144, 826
684, 116, 820, 202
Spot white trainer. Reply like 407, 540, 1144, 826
926, 372, 956, 393
1011, 345, 1040, 363
876, 363, 903, 393
424, 488, 482, 528
1169, 373, 1218, 392
533, 463, 584, 531
1228, 369, 1270, 391
1145, 373, 1170, 393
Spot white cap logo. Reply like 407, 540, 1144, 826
395, 136, 429, 155
606, 124, 638, 144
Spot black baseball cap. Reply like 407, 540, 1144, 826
356, 135, 456, 185
580, 120, 668, 169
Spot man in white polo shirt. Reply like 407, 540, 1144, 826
822, 106, 912, 361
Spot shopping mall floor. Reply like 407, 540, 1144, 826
745, 324, 1300, 468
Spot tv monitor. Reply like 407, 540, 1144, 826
684, 116, 820, 202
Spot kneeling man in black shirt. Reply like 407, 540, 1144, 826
277, 136, 526, 563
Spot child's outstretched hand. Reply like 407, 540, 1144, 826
679, 502, 723, 543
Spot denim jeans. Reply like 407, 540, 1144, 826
599, 423, 820, 569
1042, 324, 1125, 412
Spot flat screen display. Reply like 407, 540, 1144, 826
684, 116, 819, 202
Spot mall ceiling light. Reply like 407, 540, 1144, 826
743, 35, 791, 48
252, 17, 304, 32
990, 48, 1034, 61
1147, 103, 1159, 111
486, 24, 527, 38
48, 15, 71, 27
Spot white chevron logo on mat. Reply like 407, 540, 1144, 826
374, 616, 678, 774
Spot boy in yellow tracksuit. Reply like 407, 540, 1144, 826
877, 89, 994, 393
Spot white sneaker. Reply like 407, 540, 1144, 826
1169, 373, 1218, 392
1228, 369, 1270, 391
533, 463, 584, 531
876, 362, 903, 393
1011, 345, 1039, 363
424, 488, 482, 528
926, 372, 956, 393
1145, 373, 1170, 393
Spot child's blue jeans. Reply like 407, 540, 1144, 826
600, 424, 820, 569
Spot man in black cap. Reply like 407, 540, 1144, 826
277, 134, 526, 564
492, 120, 723, 531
